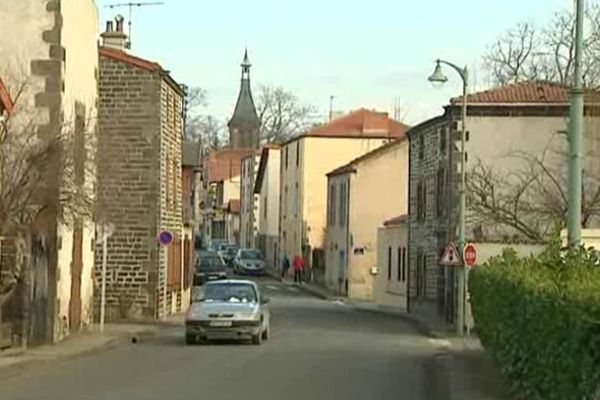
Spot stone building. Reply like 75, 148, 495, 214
0, 0, 99, 346
407, 81, 600, 330
96, 18, 187, 320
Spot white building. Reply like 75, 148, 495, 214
254, 145, 282, 268
239, 151, 261, 250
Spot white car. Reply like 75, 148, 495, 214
185, 280, 271, 345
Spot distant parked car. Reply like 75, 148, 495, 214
219, 244, 239, 267
209, 239, 229, 252
185, 279, 271, 345
234, 249, 266, 275
194, 251, 228, 286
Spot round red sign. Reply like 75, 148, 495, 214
464, 244, 477, 267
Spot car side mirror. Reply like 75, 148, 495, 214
261, 297, 270, 304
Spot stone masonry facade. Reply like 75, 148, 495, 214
96, 50, 183, 320
408, 111, 460, 327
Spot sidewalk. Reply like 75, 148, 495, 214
0, 315, 184, 375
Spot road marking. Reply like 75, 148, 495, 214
266, 285, 280, 290
332, 300, 346, 306
428, 338, 451, 349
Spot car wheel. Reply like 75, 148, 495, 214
252, 332, 262, 345
185, 334, 196, 345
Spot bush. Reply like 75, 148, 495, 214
470, 242, 600, 400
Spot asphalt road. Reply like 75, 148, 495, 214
0, 277, 450, 400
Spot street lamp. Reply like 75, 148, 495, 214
428, 59, 469, 336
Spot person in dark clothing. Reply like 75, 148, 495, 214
281, 255, 291, 281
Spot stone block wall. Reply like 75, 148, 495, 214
96, 54, 161, 320
408, 113, 458, 325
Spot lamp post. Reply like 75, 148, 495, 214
428, 59, 468, 335
568, 0, 585, 246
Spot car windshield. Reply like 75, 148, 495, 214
200, 283, 257, 303
197, 253, 224, 271
240, 250, 261, 260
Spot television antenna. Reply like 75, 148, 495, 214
104, 2, 165, 49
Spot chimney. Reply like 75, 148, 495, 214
100, 15, 128, 51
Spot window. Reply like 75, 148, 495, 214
295, 182, 299, 216
285, 147, 289, 169
436, 167, 446, 217
417, 179, 427, 222
296, 141, 300, 167
264, 196, 267, 220
284, 185, 288, 217
416, 249, 425, 297
388, 247, 392, 280
419, 134, 425, 160
339, 181, 347, 227
329, 184, 337, 226
397, 247, 402, 281
440, 127, 447, 156
402, 247, 407, 282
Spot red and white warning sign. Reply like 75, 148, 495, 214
464, 243, 477, 267
439, 242, 462, 266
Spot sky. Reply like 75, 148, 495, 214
97, 0, 570, 125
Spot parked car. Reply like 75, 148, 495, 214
219, 244, 239, 266
233, 249, 266, 275
209, 239, 229, 252
185, 279, 271, 345
194, 251, 228, 286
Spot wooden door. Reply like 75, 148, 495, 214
69, 226, 83, 331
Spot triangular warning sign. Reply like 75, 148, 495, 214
440, 242, 462, 266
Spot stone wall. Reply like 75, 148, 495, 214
96, 54, 161, 320
408, 114, 458, 325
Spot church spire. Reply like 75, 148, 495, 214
228, 49, 260, 149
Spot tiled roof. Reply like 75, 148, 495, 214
327, 137, 407, 177
99, 47, 184, 95
450, 80, 600, 105
383, 215, 408, 226
204, 148, 253, 183
99, 46, 159, 72
0, 76, 14, 115
299, 108, 409, 141
227, 199, 241, 214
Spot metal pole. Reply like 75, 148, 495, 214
568, 0, 585, 247
456, 69, 468, 336
100, 227, 108, 333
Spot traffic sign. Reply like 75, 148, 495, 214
158, 230, 173, 246
464, 243, 477, 267
440, 242, 461, 266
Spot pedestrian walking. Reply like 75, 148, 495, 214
293, 254, 304, 283
281, 254, 290, 281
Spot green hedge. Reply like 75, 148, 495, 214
470, 244, 600, 400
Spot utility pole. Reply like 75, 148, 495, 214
568, 0, 585, 246
329, 95, 336, 121
104, 1, 165, 49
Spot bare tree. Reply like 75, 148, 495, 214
0, 75, 96, 340
183, 86, 229, 151
255, 85, 318, 144
484, 5, 600, 87
466, 123, 600, 242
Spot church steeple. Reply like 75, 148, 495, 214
228, 48, 260, 149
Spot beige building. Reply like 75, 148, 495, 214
325, 138, 408, 299
279, 108, 408, 275
254, 145, 282, 268
374, 216, 409, 312
0, 0, 99, 345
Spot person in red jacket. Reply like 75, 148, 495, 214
293, 254, 304, 283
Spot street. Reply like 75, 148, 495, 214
0, 277, 449, 400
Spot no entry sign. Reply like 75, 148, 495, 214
158, 230, 173, 246
464, 243, 477, 267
